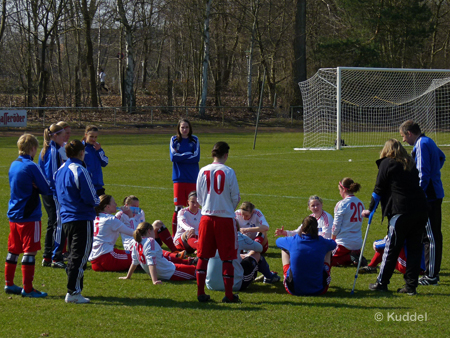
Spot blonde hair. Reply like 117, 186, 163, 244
17, 134, 38, 155
134, 222, 153, 243
123, 195, 139, 206
56, 121, 70, 129
307, 195, 323, 208
380, 139, 414, 171
239, 201, 255, 213
41, 124, 64, 160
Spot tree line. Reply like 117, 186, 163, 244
0, 0, 449, 114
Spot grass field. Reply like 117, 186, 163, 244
1, 130, 450, 338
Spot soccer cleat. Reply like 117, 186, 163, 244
4, 284, 23, 295
176, 250, 186, 259
418, 275, 439, 286
52, 261, 67, 269
188, 257, 199, 266
222, 294, 241, 303
368, 282, 388, 292
264, 273, 281, 284
42, 259, 52, 267
358, 266, 377, 274
397, 286, 417, 295
21, 288, 47, 298
197, 294, 211, 303
65, 293, 90, 304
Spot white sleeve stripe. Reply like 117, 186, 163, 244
99, 150, 109, 164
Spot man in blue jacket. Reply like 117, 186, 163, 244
400, 120, 445, 285
5, 134, 53, 298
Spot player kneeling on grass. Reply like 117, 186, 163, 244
119, 221, 196, 284
173, 191, 200, 254
5, 134, 53, 298
206, 224, 280, 292
88, 195, 135, 272
276, 216, 336, 296
235, 202, 270, 254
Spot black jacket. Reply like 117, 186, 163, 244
369, 157, 427, 220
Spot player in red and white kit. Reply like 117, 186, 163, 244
235, 202, 270, 254
89, 195, 135, 271
116, 195, 146, 251
119, 221, 196, 283
174, 191, 200, 253
331, 177, 366, 266
196, 141, 241, 303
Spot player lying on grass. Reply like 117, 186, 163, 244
235, 202, 270, 254
206, 224, 280, 292
276, 216, 337, 296
119, 221, 196, 284
274, 195, 333, 239
331, 178, 367, 267
89, 194, 135, 272
358, 236, 425, 275
173, 191, 200, 254
5, 134, 53, 298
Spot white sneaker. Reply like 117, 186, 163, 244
65, 292, 90, 304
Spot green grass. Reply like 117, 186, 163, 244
1, 131, 450, 337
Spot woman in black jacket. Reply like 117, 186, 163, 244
362, 139, 427, 295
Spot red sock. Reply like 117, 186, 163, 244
222, 260, 234, 300
158, 227, 177, 252
21, 256, 35, 293
172, 211, 178, 237
369, 251, 383, 267
196, 258, 208, 296
5, 262, 17, 287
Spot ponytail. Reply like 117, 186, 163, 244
134, 222, 153, 243
41, 124, 64, 160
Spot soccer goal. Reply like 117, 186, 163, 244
297, 67, 450, 150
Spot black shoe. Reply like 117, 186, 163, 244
397, 286, 417, 295
42, 259, 52, 267
52, 260, 66, 269
418, 275, 439, 286
222, 294, 241, 303
369, 282, 388, 291
197, 294, 211, 303
358, 266, 377, 274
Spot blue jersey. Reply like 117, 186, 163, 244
276, 234, 336, 296
54, 158, 100, 223
170, 135, 200, 183
412, 134, 445, 200
8, 155, 52, 222
38, 140, 62, 190
83, 141, 108, 191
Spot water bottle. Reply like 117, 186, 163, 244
116, 206, 142, 214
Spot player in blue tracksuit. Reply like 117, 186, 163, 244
400, 120, 445, 285
276, 216, 337, 296
82, 125, 109, 196
55, 140, 100, 304
169, 119, 200, 236
38, 124, 66, 268
5, 134, 53, 298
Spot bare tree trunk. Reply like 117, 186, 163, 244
0, 0, 6, 44
248, 0, 259, 108
199, 0, 212, 118
81, 0, 98, 108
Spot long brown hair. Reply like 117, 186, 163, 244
95, 194, 113, 215
176, 119, 193, 142
380, 139, 415, 171
301, 216, 318, 238
340, 177, 361, 194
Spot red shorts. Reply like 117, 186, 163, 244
197, 216, 238, 261
8, 221, 41, 254
331, 245, 358, 266
170, 264, 196, 281
282, 263, 331, 296
90, 248, 131, 272
255, 235, 269, 254
173, 183, 197, 206
174, 235, 198, 254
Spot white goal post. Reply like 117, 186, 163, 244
298, 67, 450, 150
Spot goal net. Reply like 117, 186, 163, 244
298, 67, 450, 149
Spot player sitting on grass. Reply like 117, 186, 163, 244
206, 223, 280, 292
235, 202, 270, 254
117, 195, 146, 251
331, 178, 367, 267
275, 195, 333, 239
173, 191, 200, 254
358, 236, 426, 275
276, 216, 337, 296
5, 134, 53, 298
89, 195, 135, 272
119, 221, 196, 284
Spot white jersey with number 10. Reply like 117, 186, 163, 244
196, 162, 240, 218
